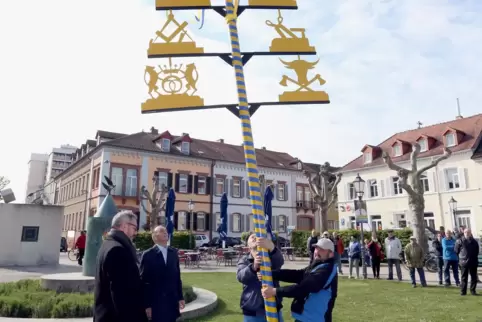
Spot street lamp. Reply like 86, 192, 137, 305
188, 199, 195, 249
352, 173, 368, 279
448, 196, 457, 230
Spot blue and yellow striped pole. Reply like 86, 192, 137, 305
225, 1, 279, 321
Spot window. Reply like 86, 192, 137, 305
368, 180, 378, 198
297, 216, 313, 231
181, 142, 190, 154
454, 210, 471, 229
392, 177, 403, 195
177, 211, 187, 230
157, 171, 168, 190
161, 138, 171, 152
419, 139, 428, 152
215, 178, 224, 195
424, 213, 435, 230
348, 183, 356, 199
197, 176, 206, 194
393, 143, 402, 157
296, 186, 303, 201
371, 215, 382, 231
297, 162, 302, 170
125, 169, 138, 196
445, 133, 456, 147
196, 213, 206, 231
419, 173, 429, 192
363, 152, 372, 164
304, 187, 311, 201
277, 184, 285, 201
232, 179, 241, 197
179, 174, 188, 193
349, 216, 356, 229
111, 167, 123, 196
278, 215, 286, 232
232, 213, 241, 232
445, 168, 460, 190
21, 226, 39, 242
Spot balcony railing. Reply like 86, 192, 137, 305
296, 200, 316, 209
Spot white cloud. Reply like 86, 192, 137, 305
1, 0, 481, 201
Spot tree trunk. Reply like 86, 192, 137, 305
150, 206, 159, 231
319, 204, 328, 233
408, 194, 428, 254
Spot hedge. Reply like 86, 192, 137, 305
290, 229, 414, 257
134, 231, 195, 251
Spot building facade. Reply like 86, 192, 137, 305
25, 153, 49, 202
337, 114, 482, 236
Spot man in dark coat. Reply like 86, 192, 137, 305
140, 225, 184, 322
455, 228, 480, 296
94, 211, 147, 322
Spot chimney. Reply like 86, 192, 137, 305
456, 98, 463, 119
217, 139, 224, 143
182, 132, 188, 136
262, 146, 266, 150
150, 126, 158, 135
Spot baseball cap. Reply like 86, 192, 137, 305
314, 238, 334, 252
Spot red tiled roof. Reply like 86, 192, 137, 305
341, 114, 482, 172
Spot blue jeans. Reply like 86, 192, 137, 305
243, 312, 284, 322
334, 252, 343, 273
444, 259, 460, 285
409, 267, 427, 286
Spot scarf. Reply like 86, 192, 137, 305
107, 229, 139, 264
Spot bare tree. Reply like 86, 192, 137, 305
140, 178, 168, 231
300, 161, 342, 233
382, 143, 451, 253
0, 176, 10, 191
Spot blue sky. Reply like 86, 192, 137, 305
1, 0, 481, 201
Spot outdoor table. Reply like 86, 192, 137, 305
222, 251, 237, 266
185, 252, 201, 268
281, 247, 295, 261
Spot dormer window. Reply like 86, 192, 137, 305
181, 141, 190, 154
161, 138, 171, 152
445, 132, 456, 147
419, 139, 428, 152
393, 143, 402, 157
297, 162, 302, 170
363, 152, 372, 164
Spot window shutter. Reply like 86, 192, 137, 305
229, 214, 234, 233
240, 214, 245, 232
285, 215, 289, 228
168, 173, 173, 189
379, 180, 385, 197
385, 178, 392, 196
186, 212, 191, 230
187, 175, 193, 193
205, 213, 210, 231
428, 172, 435, 192
230, 179, 234, 197
206, 177, 212, 195
458, 168, 468, 189
246, 181, 250, 199
174, 212, 179, 229
224, 178, 229, 194
240, 179, 244, 198
365, 181, 370, 198
245, 214, 250, 233
194, 176, 199, 194
438, 170, 447, 191
193, 213, 198, 231
284, 184, 288, 201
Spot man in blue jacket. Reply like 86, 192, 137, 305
442, 230, 460, 286
237, 233, 284, 322
262, 238, 338, 322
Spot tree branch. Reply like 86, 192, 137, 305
382, 151, 410, 173
155, 188, 167, 209
140, 201, 150, 215
410, 143, 421, 172
303, 170, 320, 197
398, 170, 415, 195
416, 148, 452, 176
141, 186, 153, 205
330, 173, 342, 193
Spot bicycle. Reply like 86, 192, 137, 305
68, 248, 79, 262
400, 252, 438, 272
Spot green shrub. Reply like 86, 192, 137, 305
134, 231, 195, 251
182, 285, 197, 304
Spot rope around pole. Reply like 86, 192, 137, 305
224, 1, 278, 321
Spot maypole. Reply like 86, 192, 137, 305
224, 1, 278, 321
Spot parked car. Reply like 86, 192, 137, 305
60, 237, 67, 252
203, 236, 242, 248
194, 234, 209, 248
274, 236, 290, 248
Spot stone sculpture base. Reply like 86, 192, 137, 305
40, 272, 95, 293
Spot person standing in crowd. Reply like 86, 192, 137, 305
261, 238, 338, 322
439, 226, 446, 238
455, 228, 480, 296
432, 232, 444, 285
322, 231, 331, 240
456, 226, 465, 240
332, 232, 344, 275
140, 225, 184, 322
94, 211, 147, 322
74, 230, 86, 266
307, 230, 319, 265
363, 239, 371, 267
404, 236, 427, 288
442, 230, 460, 287
237, 233, 284, 322
384, 230, 402, 281
348, 236, 361, 279
368, 234, 382, 279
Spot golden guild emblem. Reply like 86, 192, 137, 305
278, 55, 329, 103
156, 0, 211, 9
148, 10, 204, 57
141, 58, 204, 113
249, 0, 297, 7
266, 10, 315, 53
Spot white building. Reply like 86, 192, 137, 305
25, 153, 49, 202
337, 114, 482, 236
45, 145, 78, 182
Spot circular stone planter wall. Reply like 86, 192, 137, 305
0, 287, 218, 322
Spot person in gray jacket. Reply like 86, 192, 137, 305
237, 233, 285, 322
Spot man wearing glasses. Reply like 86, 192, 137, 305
94, 210, 147, 322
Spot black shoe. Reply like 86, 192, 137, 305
471, 291, 477, 296
456, 283, 460, 287
421, 284, 427, 287
461, 293, 466, 296
387, 278, 393, 281
445, 283, 451, 287
438, 281, 443, 285
412, 284, 416, 288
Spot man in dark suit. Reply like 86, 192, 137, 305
94, 210, 147, 322
140, 225, 184, 322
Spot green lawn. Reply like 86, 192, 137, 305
183, 273, 482, 322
